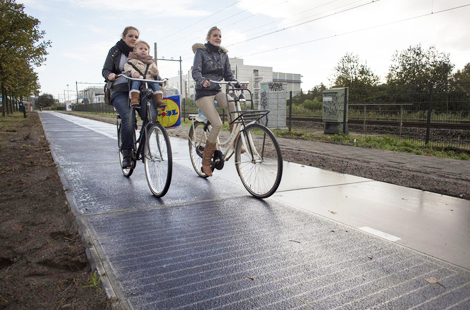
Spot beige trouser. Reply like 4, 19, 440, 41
196, 92, 237, 143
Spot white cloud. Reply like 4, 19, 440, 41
19, 0, 470, 96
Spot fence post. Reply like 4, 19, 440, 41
343, 87, 348, 134
288, 91, 292, 132
399, 105, 403, 136
425, 83, 433, 145
363, 105, 366, 132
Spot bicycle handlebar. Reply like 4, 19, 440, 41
209, 80, 249, 85
116, 74, 168, 84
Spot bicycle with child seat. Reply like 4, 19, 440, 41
116, 74, 173, 197
188, 81, 283, 198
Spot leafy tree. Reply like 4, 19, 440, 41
36, 93, 54, 107
309, 83, 327, 102
450, 63, 470, 91
330, 53, 380, 103
386, 44, 455, 112
0, 0, 51, 116
386, 44, 454, 93
330, 53, 380, 89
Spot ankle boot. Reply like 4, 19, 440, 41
230, 124, 245, 153
121, 149, 133, 168
130, 91, 139, 106
154, 92, 166, 107
202, 140, 216, 176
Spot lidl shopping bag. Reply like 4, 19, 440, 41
157, 95, 181, 128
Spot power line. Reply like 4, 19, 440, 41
156, 0, 382, 73
159, 0, 288, 51
158, 1, 240, 43
227, 0, 379, 47
161, 0, 373, 54
239, 3, 470, 58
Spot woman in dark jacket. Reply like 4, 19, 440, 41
192, 26, 238, 176
102, 26, 157, 169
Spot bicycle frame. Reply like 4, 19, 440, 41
188, 80, 283, 198
116, 74, 173, 197
206, 81, 270, 161
118, 74, 167, 161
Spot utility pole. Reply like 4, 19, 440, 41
154, 42, 183, 98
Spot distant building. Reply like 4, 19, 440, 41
167, 58, 302, 106
77, 87, 103, 104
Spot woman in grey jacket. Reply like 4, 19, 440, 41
192, 26, 238, 176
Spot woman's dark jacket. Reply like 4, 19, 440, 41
102, 45, 122, 81
102, 45, 129, 94
192, 42, 236, 100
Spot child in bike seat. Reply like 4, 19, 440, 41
124, 40, 166, 107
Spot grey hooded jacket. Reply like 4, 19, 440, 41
192, 43, 236, 99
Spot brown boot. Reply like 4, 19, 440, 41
202, 140, 216, 177
130, 91, 139, 106
230, 124, 245, 153
154, 92, 167, 107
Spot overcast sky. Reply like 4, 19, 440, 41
21, 0, 470, 101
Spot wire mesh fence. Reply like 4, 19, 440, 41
71, 83, 470, 151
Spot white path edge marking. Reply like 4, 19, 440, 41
359, 226, 401, 242
53, 112, 117, 140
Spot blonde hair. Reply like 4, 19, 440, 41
135, 40, 150, 51
206, 26, 221, 41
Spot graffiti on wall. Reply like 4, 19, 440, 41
267, 82, 285, 92
260, 89, 268, 110
322, 90, 346, 122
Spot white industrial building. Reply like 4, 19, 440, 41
165, 58, 302, 103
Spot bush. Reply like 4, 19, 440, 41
302, 99, 322, 111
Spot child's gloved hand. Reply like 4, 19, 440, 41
150, 67, 159, 76
132, 72, 141, 78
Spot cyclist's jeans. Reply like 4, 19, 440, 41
196, 92, 237, 143
112, 91, 157, 150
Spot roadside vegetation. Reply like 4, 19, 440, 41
273, 129, 470, 161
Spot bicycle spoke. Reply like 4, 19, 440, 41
235, 124, 283, 198
144, 123, 172, 197
189, 121, 209, 177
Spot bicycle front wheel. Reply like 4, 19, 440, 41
188, 121, 210, 177
117, 115, 134, 177
144, 123, 172, 197
235, 123, 283, 198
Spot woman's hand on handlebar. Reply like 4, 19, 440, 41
107, 73, 116, 81
202, 79, 210, 88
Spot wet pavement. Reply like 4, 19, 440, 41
40, 112, 470, 309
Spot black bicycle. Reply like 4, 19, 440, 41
116, 75, 172, 197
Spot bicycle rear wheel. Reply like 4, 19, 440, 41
188, 121, 210, 177
117, 115, 134, 177
144, 122, 172, 197
235, 123, 283, 198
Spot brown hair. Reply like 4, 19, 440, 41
135, 40, 150, 51
206, 26, 221, 41
122, 26, 139, 38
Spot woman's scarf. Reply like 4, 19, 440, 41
205, 42, 221, 53
115, 39, 134, 56
127, 52, 155, 65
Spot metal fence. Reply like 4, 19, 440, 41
70, 83, 470, 151
288, 83, 470, 151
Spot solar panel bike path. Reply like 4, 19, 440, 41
39, 112, 470, 309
